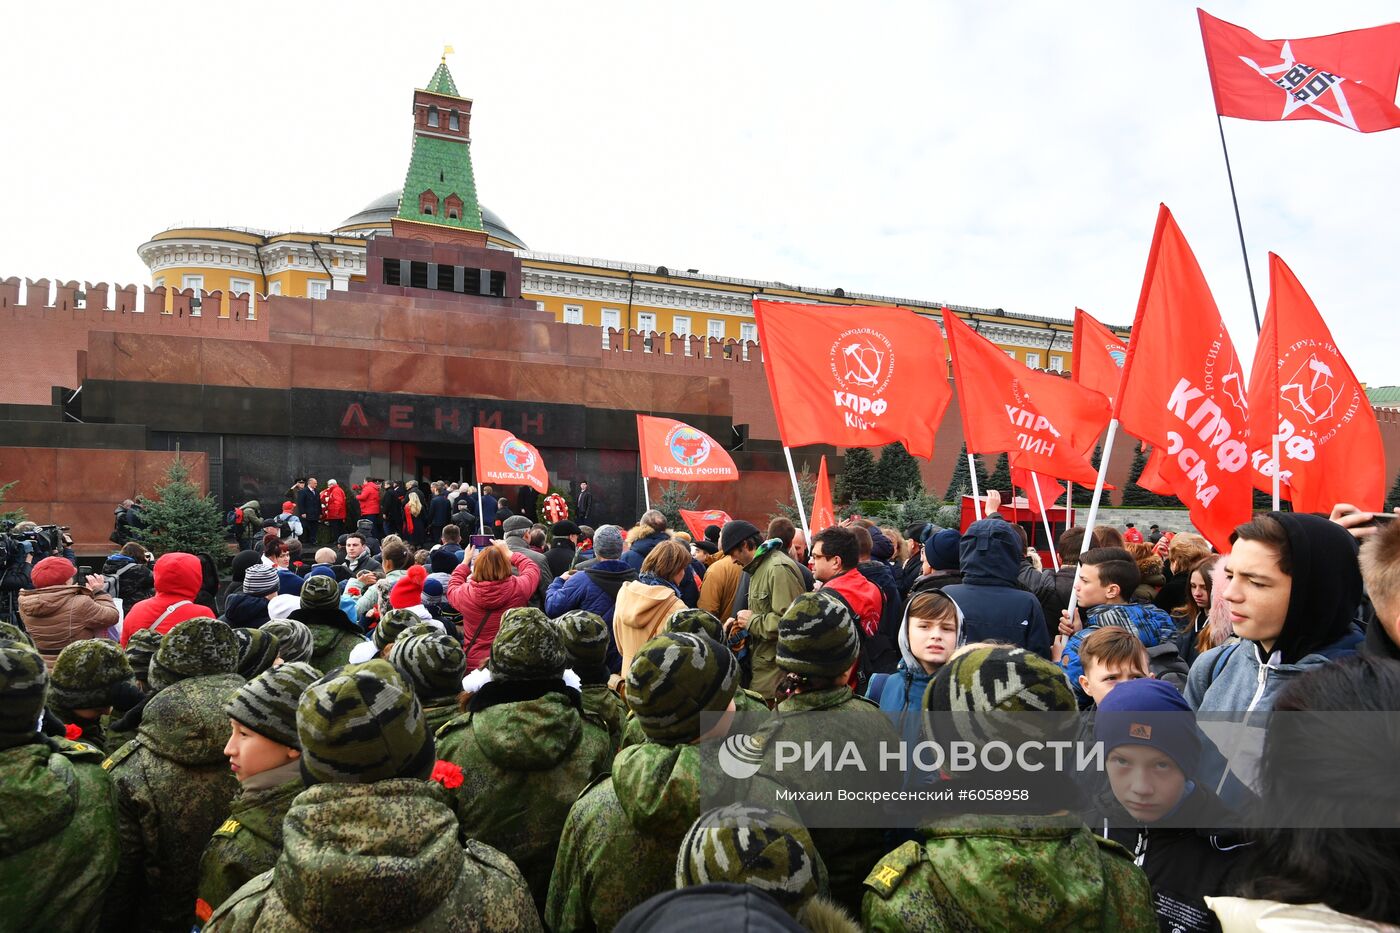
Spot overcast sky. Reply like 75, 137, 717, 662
2, 1, 1397, 385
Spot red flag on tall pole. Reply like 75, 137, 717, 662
1246, 253, 1385, 512
1072, 308, 1129, 406
678, 508, 732, 540
811, 455, 836, 535
1199, 9, 1400, 134
753, 301, 951, 459
1116, 206, 1253, 551
636, 415, 739, 482
473, 427, 549, 493
943, 309, 1110, 485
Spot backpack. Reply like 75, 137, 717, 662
274, 514, 294, 538
102, 562, 139, 601
225, 507, 244, 529
1144, 641, 1190, 694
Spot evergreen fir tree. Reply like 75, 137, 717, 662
654, 481, 700, 531
943, 443, 989, 503
773, 461, 818, 527
1123, 444, 1155, 507
1069, 443, 1109, 508
1387, 471, 1400, 512
984, 453, 1013, 497
835, 447, 880, 503
0, 481, 25, 524
136, 460, 229, 562
875, 442, 923, 499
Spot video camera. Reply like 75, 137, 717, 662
0, 520, 72, 621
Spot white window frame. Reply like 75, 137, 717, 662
637, 312, 657, 334
269, 281, 282, 296
229, 278, 254, 297
601, 308, 621, 348
740, 322, 758, 343
1025, 352, 1041, 369
308, 279, 330, 300
563, 304, 584, 324
535, 301, 546, 312
707, 319, 725, 340
1005, 350, 1016, 359
673, 315, 692, 337
1049, 355, 1064, 372
182, 275, 204, 316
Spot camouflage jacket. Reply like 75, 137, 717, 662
756, 686, 902, 916
195, 773, 304, 923
861, 814, 1157, 932
434, 689, 611, 914
618, 686, 771, 749
101, 672, 245, 933
204, 778, 541, 932
580, 682, 628, 750
422, 698, 460, 737
0, 736, 119, 933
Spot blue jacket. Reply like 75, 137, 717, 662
544, 560, 638, 672
427, 494, 452, 529
879, 590, 965, 789
1061, 601, 1177, 708
622, 530, 669, 571
941, 519, 1051, 659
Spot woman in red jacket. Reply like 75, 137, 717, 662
120, 552, 209, 644
447, 541, 542, 670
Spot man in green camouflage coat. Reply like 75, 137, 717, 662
101, 616, 245, 933
548, 631, 772, 933
555, 609, 629, 749
436, 607, 611, 913
388, 624, 465, 734
48, 638, 136, 753
195, 662, 320, 926
861, 645, 1156, 931
288, 573, 367, 671
205, 659, 540, 932
0, 637, 119, 933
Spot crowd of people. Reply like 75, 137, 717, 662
3, 478, 1400, 931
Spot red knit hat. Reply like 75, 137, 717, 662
388, 565, 427, 609
30, 556, 77, 589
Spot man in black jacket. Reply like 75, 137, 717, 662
575, 480, 594, 523
426, 482, 453, 542
296, 477, 321, 546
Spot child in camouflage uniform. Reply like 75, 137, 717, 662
48, 638, 139, 753
387, 622, 466, 734
204, 659, 540, 932
0, 636, 119, 932
555, 609, 629, 749
101, 616, 246, 933
436, 606, 612, 913
194, 662, 320, 926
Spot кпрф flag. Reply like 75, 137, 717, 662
1199, 8, 1400, 133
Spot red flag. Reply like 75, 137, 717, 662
1136, 447, 1175, 497
473, 427, 549, 493
636, 415, 738, 482
753, 301, 951, 459
1117, 206, 1252, 551
1072, 308, 1129, 406
679, 508, 732, 540
811, 455, 836, 534
943, 309, 1110, 485
1246, 253, 1385, 512
1010, 466, 1065, 517
1199, 9, 1400, 134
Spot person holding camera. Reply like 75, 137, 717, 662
18, 556, 120, 668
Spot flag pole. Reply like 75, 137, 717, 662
967, 453, 983, 521
782, 446, 811, 542
476, 474, 486, 537
1215, 114, 1263, 334
642, 474, 652, 514
1059, 419, 1119, 657
1030, 472, 1061, 571
1065, 480, 1073, 529
1271, 436, 1281, 511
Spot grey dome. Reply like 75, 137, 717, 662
336, 191, 527, 249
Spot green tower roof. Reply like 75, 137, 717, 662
396, 61, 483, 232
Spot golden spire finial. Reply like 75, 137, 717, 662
442, 44, 454, 63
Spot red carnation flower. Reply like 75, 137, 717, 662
430, 760, 463, 789
64, 723, 82, 741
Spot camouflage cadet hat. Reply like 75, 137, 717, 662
665, 607, 725, 644
676, 804, 827, 916
300, 573, 341, 610
626, 632, 737, 745
225, 662, 321, 749
775, 592, 860, 680
49, 639, 134, 711
148, 617, 239, 692
488, 607, 567, 681
261, 618, 314, 665
233, 627, 280, 680
297, 658, 435, 785
388, 630, 465, 702
373, 608, 428, 652
554, 610, 610, 667
0, 622, 33, 647
0, 638, 47, 748
124, 626, 162, 682
925, 644, 1076, 748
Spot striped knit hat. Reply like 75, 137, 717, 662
148, 617, 239, 692
373, 608, 429, 652
225, 662, 321, 749
124, 627, 162, 683
776, 592, 860, 679
488, 607, 566, 682
664, 608, 725, 644
299, 573, 340, 610
260, 619, 314, 665
0, 622, 33, 647
234, 628, 280, 680
296, 659, 434, 784
925, 644, 1076, 747
389, 630, 465, 703
555, 610, 610, 667
243, 563, 280, 597
626, 632, 737, 745
0, 638, 47, 749
677, 804, 826, 915
49, 639, 133, 711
